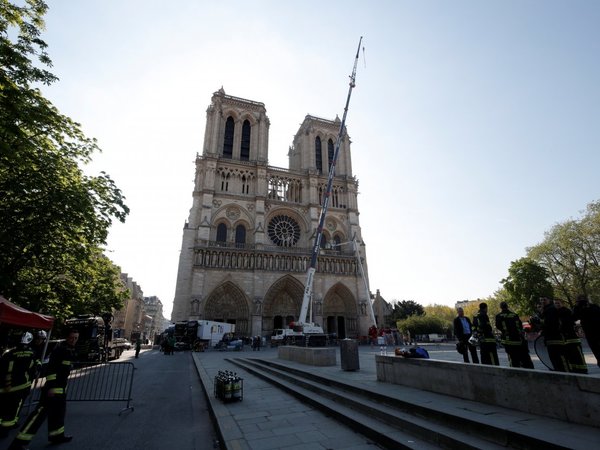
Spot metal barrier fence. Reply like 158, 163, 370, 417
26, 362, 135, 415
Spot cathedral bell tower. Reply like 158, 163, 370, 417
172, 88, 371, 340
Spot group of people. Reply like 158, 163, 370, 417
1, 328, 79, 450
536, 295, 598, 373
161, 335, 176, 355
454, 295, 599, 373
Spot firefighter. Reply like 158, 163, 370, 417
539, 297, 568, 372
8, 329, 79, 449
495, 302, 534, 368
0, 332, 37, 436
472, 302, 499, 366
554, 299, 588, 374
31, 330, 48, 365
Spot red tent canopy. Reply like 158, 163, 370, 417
0, 296, 55, 330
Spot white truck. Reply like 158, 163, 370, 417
194, 320, 236, 347
270, 323, 325, 346
428, 333, 447, 343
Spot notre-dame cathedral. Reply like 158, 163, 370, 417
171, 88, 374, 339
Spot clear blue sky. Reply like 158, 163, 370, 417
40, 1, 600, 318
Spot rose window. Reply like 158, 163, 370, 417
268, 215, 300, 247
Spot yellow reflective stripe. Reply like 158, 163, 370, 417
545, 340, 564, 345
21, 405, 45, 437
49, 426, 65, 436
50, 388, 65, 394
565, 338, 581, 344
16, 432, 35, 441
3, 381, 32, 391
501, 340, 522, 346
46, 374, 57, 380
62, 360, 71, 365
8, 360, 14, 373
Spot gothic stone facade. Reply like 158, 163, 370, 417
172, 88, 372, 339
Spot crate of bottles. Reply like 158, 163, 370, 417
214, 370, 243, 402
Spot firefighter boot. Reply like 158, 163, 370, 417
49, 435, 73, 444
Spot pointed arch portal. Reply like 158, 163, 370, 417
322, 283, 358, 339
204, 281, 250, 335
262, 275, 304, 335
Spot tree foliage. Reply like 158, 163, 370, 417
396, 315, 448, 336
423, 304, 456, 323
501, 258, 554, 315
527, 201, 600, 306
388, 300, 424, 323
0, 1, 129, 320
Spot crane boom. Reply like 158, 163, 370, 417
298, 37, 363, 327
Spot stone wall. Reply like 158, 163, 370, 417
278, 346, 337, 366
375, 355, 600, 428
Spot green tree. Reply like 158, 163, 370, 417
423, 304, 456, 323
522, 201, 600, 306
501, 258, 553, 315
396, 315, 448, 336
0, 1, 129, 318
389, 300, 424, 323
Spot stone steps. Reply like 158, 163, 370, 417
226, 357, 567, 450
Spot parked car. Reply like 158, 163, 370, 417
113, 338, 132, 350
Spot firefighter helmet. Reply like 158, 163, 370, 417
468, 334, 480, 347
21, 332, 33, 345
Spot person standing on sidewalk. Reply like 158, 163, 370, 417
473, 303, 499, 366
495, 302, 534, 368
0, 332, 37, 436
453, 307, 479, 364
8, 329, 79, 450
539, 297, 568, 372
554, 299, 587, 374
135, 339, 141, 359
573, 294, 600, 367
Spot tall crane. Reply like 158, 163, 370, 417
297, 37, 364, 331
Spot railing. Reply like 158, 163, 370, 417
193, 243, 359, 275
26, 362, 135, 415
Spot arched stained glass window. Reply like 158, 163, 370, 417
223, 116, 234, 159
328, 139, 335, 172
241, 120, 251, 161
333, 235, 341, 252
216, 223, 227, 244
235, 224, 246, 247
320, 234, 327, 249
315, 136, 322, 173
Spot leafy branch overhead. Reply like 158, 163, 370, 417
0, 0, 129, 320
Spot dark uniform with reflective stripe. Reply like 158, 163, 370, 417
557, 305, 588, 374
495, 309, 534, 368
9, 341, 76, 448
541, 302, 568, 372
473, 310, 499, 366
0, 345, 37, 433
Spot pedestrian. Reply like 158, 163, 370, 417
0, 332, 37, 436
254, 336, 261, 351
135, 339, 141, 359
453, 307, 479, 364
495, 302, 534, 368
554, 299, 587, 374
472, 303, 499, 366
368, 325, 378, 348
31, 330, 48, 365
167, 335, 176, 355
573, 294, 600, 367
8, 329, 79, 449
538, 297, 568, 372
